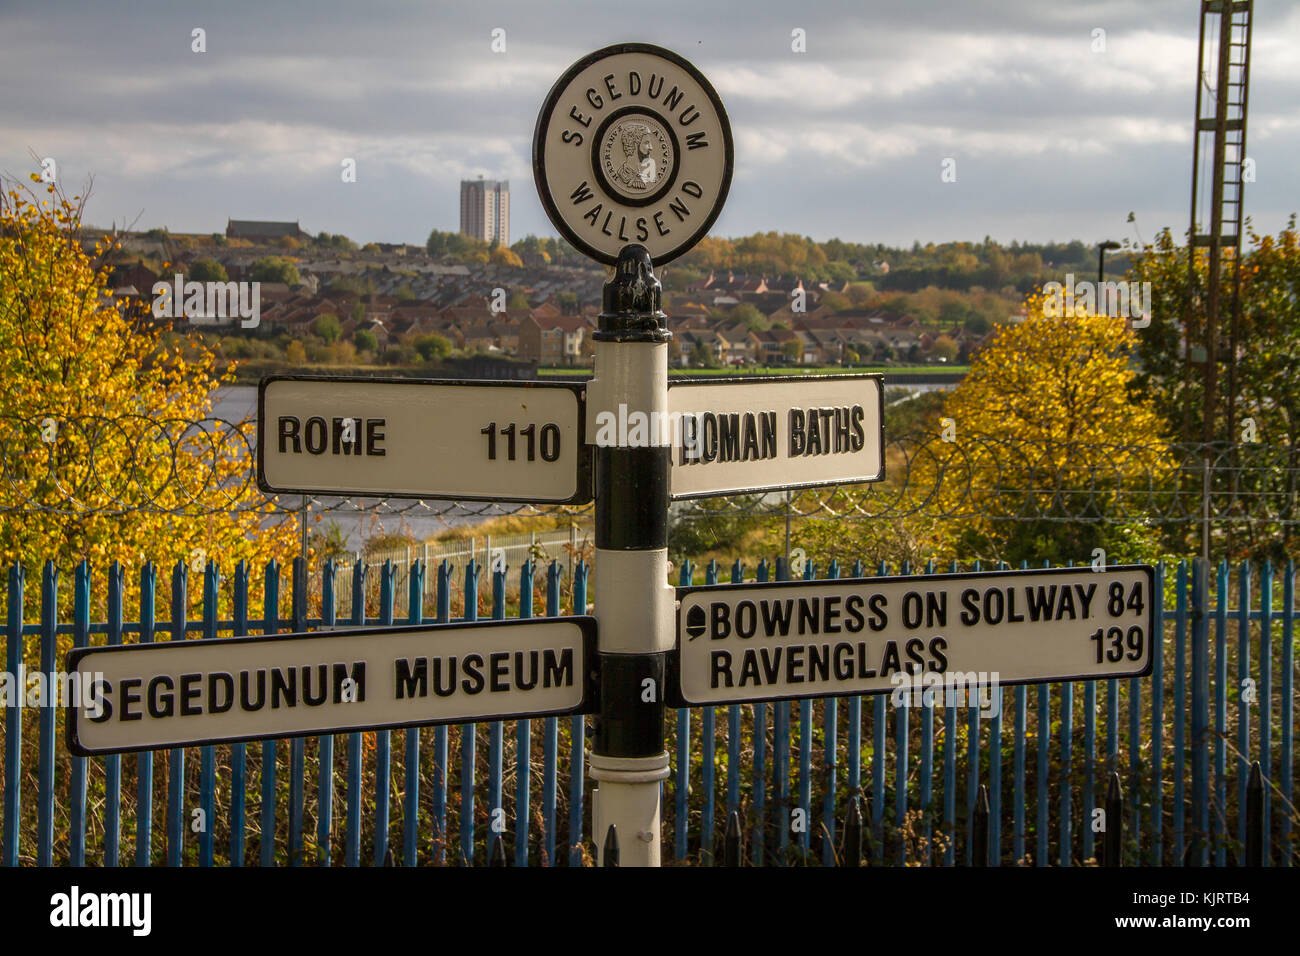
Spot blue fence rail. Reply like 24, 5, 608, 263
0, 554, 1295, 866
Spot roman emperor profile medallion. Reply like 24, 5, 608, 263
533, 43, 733, 266
600, 117, 673, 198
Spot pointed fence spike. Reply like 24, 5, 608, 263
724, 810, 742, 867
1245, 761, 1263, 867
1103, 772, 1123, 867
861, 793, 873, 865
603, 824, 619, 867
844, 795, 863, 868
970, 784, 990, 867
490, 833, 507, 867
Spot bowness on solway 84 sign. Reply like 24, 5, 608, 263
671, 566, 1155, 708
66, 618, 598, 755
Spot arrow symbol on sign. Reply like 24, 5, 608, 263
685, 604, 706, 641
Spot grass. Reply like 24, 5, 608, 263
230, 360, 969, 384
539, 365, 969, 377
426, 512, 591, 542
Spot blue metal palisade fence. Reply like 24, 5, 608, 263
0, 553, 1295, 866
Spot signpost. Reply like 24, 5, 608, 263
670, 565, 1154, 708
61, 41, 1158, 869
67, 617, 597, 755
667, 374, 884, 498
257, 375, 591, 503
530, 41, 739, 868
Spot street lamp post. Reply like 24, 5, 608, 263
1098, 240, 1121, 316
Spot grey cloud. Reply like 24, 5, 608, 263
1, 0, 1295, 249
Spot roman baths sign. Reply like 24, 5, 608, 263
665, 374, 885, 498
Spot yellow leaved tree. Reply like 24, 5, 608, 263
909, 290, 1177, 564
0, 175, 297, 602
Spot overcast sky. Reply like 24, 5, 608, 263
2, 0, 1297, 251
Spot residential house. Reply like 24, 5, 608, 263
388, 303, 443, 335
518, 314, 592, 366
109, 259, 160, 294
795, 330, 826, 364
667, 314, 711, 334
715, 323, 757, 365
749, 327, 803, 365
799, 328, 842, 364
491, 319, 521, 355
772, 302, 834, 328
676, 329, 726, 368
530, 300, 563, 320
460, 319, 499, 354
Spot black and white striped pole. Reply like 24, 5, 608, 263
533, 43, 733, 866
586, 245, 674, 866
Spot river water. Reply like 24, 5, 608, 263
212, 379, 954, 549
212, 385, 257, 422
212, 386, 516, 548
214, 381, 956, 422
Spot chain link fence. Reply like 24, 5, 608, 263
2, 414, 1297, 530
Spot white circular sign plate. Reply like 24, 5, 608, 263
533, 43, 733, 266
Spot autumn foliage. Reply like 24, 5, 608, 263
912, 294, 1174, 562
0, 175, 296, 582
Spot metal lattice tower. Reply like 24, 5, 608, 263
1186, 0, 1253, 443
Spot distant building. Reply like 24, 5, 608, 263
518, 314, 590, 366
226, 219, 301, 241
109, 259, 160, 295
459, 178, 509, 245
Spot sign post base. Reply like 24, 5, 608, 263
591, 753, 670, 866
